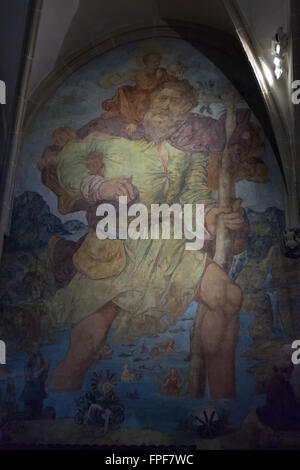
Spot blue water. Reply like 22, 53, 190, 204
1, 301, 265, 431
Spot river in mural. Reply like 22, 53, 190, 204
1, 306, 264, 431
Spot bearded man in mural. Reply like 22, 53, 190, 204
42, 79, 254, 400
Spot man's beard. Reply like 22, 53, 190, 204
143, 109, 184, 144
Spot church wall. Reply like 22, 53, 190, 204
0, 35, 299, 450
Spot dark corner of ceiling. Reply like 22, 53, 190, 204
0, 0, 36, 196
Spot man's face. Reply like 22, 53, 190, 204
143, 87, 192, 143
150, 88, 190, 120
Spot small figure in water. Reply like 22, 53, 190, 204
121, 363, 135, 382
21, 342, 50, 419
163, 367, 182, 396
140, 344, 148, 354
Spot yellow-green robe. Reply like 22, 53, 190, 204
48, 136, 215, 342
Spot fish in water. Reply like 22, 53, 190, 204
143, 364, 162, 371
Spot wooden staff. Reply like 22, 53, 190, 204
187, 85, 238, 397
214, 85, 238, 272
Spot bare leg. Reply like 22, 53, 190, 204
194, 261, 242, 399
47, 301, 120, 391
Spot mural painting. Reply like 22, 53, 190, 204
0, 38, 300, 449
